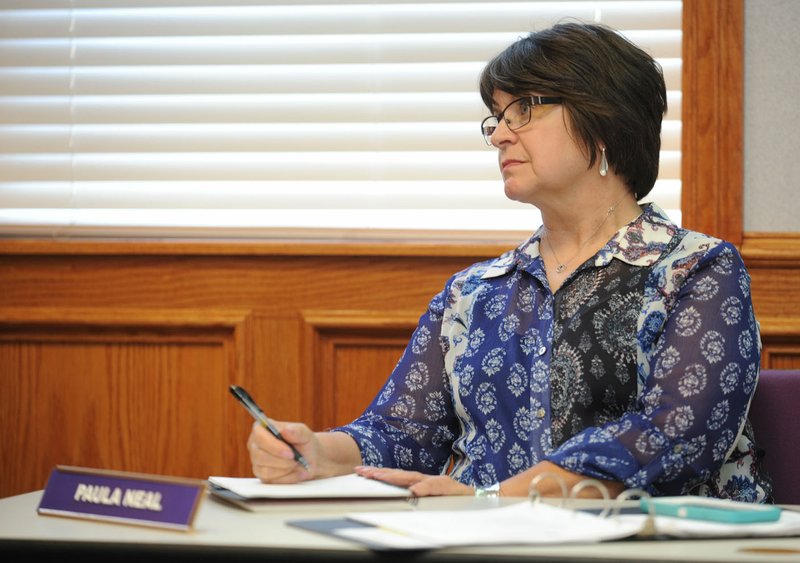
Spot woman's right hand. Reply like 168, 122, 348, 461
247, 420, 318, 483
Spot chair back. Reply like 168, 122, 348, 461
748, 369, 800, 505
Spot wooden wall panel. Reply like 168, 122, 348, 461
0, 307, 254, 498
754, 317, 800, 370
761, 347, 800, 370
301, 310, 418, 429
0, 249, 487, 499
742, 234, 800, 370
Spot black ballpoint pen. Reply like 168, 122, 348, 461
229, 384, 311, 471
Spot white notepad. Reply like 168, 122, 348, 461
207, 473, 410, 499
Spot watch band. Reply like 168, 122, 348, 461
474, 482, 502, 498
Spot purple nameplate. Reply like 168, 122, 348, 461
38, 465, 207, 531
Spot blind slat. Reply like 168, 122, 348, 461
1, 3, 681, 38
0, 30, 682, 66
0, 151, 681, 182
0, 121, 682, 153
0, 91, 682, 123
0, 207, 683, 242
0, 60, 683, 96
1, 180, 681, 210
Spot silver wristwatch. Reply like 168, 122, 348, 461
474, 482, 502, 498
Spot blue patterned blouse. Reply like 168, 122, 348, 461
334, 204, 772, 502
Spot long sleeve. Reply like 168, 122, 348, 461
332, 287, 461, 474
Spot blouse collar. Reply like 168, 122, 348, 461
481, 203, 680, 280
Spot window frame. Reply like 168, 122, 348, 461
0, 0, 743, 254
681, 0, 744, 247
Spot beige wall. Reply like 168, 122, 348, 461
744, 0, 800, 231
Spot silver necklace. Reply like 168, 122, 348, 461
543, 193, 627, 274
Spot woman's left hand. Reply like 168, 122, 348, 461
354, 466, 474, 497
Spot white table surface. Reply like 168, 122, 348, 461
1, 489, 799, 562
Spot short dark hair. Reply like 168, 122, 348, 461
479, 22, 667, 200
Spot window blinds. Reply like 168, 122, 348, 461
0, 0, 682, 240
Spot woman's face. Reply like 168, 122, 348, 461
488, 90, 592, 206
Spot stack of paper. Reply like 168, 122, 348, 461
207, 474, 414, 513
343, 501, 644, 548
328, 500, 800, 550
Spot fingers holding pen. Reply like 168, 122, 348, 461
248, 421, 313, 483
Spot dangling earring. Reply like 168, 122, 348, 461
599, 146, 609, 177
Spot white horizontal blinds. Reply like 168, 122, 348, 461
0, 0, 682, 239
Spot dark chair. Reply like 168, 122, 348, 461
748, 369, 800, 505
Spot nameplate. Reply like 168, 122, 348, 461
37, 465, 206, 531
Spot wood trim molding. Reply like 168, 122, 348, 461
0, 306, 252, 330
681, 0, 744, 246
762, 346, 800, 369
0, 237, 517, 259
300, 309, 422, 331
741, 232, 800, 268
755, 316, 800, 369
757, 316, 800, 341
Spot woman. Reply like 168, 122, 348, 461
247, 22, 772, 502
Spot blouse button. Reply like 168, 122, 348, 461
673, 444, 683, 454
537, 346, 547, 357
536, 408, 546, 418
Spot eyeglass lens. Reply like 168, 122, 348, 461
481, 97, 532, 143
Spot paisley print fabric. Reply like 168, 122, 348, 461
333, 204, 772, 502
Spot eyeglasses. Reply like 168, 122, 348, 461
480, 95, 563, 145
